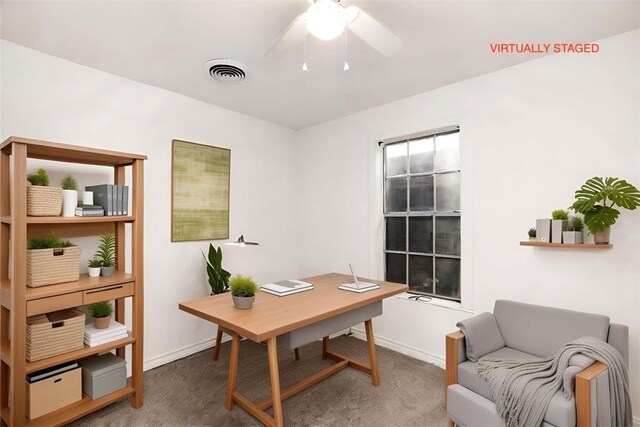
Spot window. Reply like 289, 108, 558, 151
383, 128, 461, 301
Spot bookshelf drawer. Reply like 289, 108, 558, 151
83, 283, 134, 304
27, 292, 83, 316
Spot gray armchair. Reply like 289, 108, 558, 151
445, 300, 629, 427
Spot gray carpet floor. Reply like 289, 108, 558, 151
70, 335, 448, 426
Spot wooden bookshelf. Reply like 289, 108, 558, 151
519, 241, 612, 249
0, 137, 146, 425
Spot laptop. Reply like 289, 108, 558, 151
338, 264, 380, 293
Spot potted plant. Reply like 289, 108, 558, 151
26, 231, 81, 287
90, 301, 113, 329
88, 258, 102, 277
96, 232, 116, 276
202, 244, 231, 295
26, 168, 63, 216
570, 177, 640, 244
563, 216, 584, 244
229, 275, 258, 310
527, 228, 536, 241
61, 175, 79, 217
550, 209, 569, 243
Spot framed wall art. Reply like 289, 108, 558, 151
171, 139, 230, 241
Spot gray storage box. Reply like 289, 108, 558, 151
79, 353, 126, 399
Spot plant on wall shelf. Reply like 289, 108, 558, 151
567, 216, 584, 232
60, 175, 78, 191
551, 209, 569, 220
562, 215, 585, 245
570, 177, 640, 244
527, 228, 536, 241
202, 244, 231, 295
60, 174, 79, 217
26, 168, 50, 186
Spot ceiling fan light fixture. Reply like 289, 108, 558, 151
303, 0, 348, 41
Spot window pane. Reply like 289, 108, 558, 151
435, 132, 460, 172
435, 217, 460, 256
409, 255, 433, 294
385, 217, 406, 251
409, 175, 434, 211
409, 137, 434, 174
385, 142, 407, 177
435, 257, 460, 299
386, 253, 406, 284
385, 178, 407, 212
409, 216, 433, 253
435, 173, 460, 212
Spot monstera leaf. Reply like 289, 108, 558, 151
571, 177, 640, 233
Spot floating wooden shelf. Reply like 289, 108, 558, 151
1, 379, 134, 427
1, 272, 135, 304
520, 241, 612, 249
1, 332, 134, 373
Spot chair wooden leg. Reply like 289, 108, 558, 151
294, 348, 300, 361
322, 336, 329, 360
365, 319, 380, 386
214, 328, 223, 361
225, 333, 240, 410
267, 337, 284, 427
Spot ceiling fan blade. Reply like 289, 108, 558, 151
346, 6, 403, 58
266, 13, 308, 57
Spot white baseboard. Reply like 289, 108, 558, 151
143, 333, 231, 372
349, 328, 445, 369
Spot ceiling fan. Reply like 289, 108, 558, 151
267, 0, 403, 58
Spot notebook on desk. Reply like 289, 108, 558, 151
339, 264, 380, 293
261, 280, 314, 297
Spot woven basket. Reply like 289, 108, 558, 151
26, 309, 85, 362
27, 186, 63, 216
27, 246, 81, 288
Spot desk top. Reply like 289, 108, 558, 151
179, 273, 407, 342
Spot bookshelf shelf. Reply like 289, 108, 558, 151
519, 241, 612, 249
0, 137, 146, 425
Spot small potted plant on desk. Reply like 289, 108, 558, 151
230, 275, 258, 310
90, 301, 113, 329
96, 232, 116, 277
88, 259, 102, 277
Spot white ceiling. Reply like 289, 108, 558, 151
2, 1, 639, 130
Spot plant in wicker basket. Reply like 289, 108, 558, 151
26, 168, 63, 216
90, 301, 113, 329
26, 232, 81, 288
96, 232, 116, 277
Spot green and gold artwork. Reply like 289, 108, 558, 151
172, 140, 230, 241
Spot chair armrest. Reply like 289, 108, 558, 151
576, 361, 607, 427
445, 330, 465, 407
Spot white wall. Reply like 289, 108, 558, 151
0, 40, 298, 369
295, 29, 640, 412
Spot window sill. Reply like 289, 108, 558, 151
393, 293, 474, 313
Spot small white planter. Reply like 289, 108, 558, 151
562, 231, 583, 244
88, 267, 101, 277
551, 219, 568, 243
62, 189, 78, 217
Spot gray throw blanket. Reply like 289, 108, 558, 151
477, 336, 632, 427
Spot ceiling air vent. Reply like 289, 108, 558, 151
204, 59, 248, 84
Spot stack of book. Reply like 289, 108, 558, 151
261, 280, 314, 297
85, 184, 129, 216
84, 320, 128, 347
75, 204, 105, 217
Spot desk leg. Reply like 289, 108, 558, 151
267, 337, 284, 427
294, 348, 300, 361
322, 336, 329, 360
226, 333, 240, 410
214, 328, 223, 361
365, 320, 380, 386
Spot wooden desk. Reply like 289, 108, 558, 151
179, 273, 407, 427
